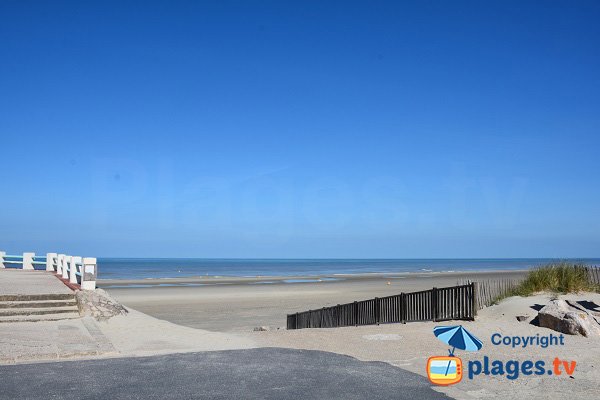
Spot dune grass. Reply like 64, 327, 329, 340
511, 262, 599, 296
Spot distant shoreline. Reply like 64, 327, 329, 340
98, 268, 529, 288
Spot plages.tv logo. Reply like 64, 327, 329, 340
427, 326, 577, 385
427, 325, 483, 386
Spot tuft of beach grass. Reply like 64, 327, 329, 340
511, 262, 599, 296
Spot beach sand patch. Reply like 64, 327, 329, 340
362, 334, 402, 341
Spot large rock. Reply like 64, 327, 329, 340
538, 300, 600, 337
76, 289, 128, 321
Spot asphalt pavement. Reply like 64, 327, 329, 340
0, 348, 450, 399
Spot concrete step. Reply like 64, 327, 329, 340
0, 312, 81, 323
0, 299, 77, 309
0, 306, 79, 317
0, 293, 75, 302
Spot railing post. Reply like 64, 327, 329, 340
81, 257, 97, 290
22, 252, 34, 270
0, 251, 5, 269
46, 253, 57, 272
69, 256, 79, 284
62, 256, 70, 279
57, 254, 64, 275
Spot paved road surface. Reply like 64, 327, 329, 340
0, 348, 450, 399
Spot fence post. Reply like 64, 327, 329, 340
471, 282, 478, 319
62, 256, 70, 279
81, 257, 97, 290
354, 301, 358, 326
401, 293, 406, 324
0, 251, 5, 268
432, 287, 438, 322
46, 253, 57, 272
375, 297, 380, 325
295, 312, 298, 330
22, 252, 34, 270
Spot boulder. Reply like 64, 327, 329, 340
76, 289, 128, 321
538, 300, 600, 337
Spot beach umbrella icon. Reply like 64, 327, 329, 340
433, 325, 483, 376
434, 325, 483, 355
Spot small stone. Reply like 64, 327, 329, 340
516, 315, 529, 322
253, 326, 270, 332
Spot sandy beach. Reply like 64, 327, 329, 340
104, 270, 527, 332
250, 292, 600, 400
103, 270, 600, 399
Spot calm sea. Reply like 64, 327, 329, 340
97, 258, 600, 280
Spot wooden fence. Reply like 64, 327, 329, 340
458, 278, 522, 309
586, 265, 600, 286
287, 282, 477, 330
287, 265, 600, 330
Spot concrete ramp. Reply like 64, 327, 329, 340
0, 269, 78, 323
0, 269, 119, 363
0, 269, 73, 296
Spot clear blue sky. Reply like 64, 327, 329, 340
1, 1, 599, 258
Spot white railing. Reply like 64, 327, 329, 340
0, 251, 97, 290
